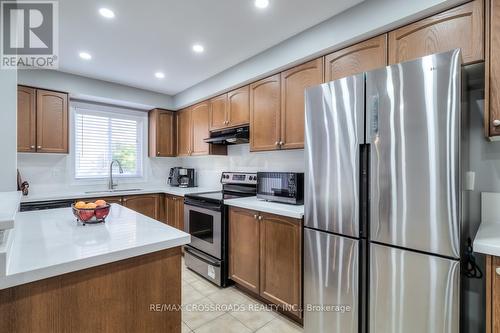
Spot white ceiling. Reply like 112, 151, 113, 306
58, 0, 363, 95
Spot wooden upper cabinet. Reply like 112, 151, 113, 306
260, 213, 302, 318
227, 85, 250, 127
148, 109, 176, 157
176, 108, 192, 156
209, 86, 249, 131
209, 94, 228, 131
486, 0, 500, 138
281, 58, 323, 150
17, 86, 36, 152
229, 207, 260, 294
250, 74, 281, 152
191, 101, 210, 156
36, 89, 68, 153
325, 35, 388, 82
123, 194, 160, 220
388, 0, 484, 65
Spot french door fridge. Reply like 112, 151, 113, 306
304, 49, 462, 333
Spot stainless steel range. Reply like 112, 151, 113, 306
183, 172, 257, 287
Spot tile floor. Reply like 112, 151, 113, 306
181, 260, 303, 333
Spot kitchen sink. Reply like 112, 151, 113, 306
84, 188, 143, 194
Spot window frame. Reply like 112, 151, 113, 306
71, 101, 147, 182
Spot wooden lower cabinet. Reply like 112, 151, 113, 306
82, 196, 123, 205
229, 207, 260, 293
165, 194, 184, 231
123, 194, 160, 220
228, 207, 303, 319
0, 248, 182, 333
259, 213, 302, 318
487, 255, 500, 333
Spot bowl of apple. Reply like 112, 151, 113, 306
72, 200, 110, 224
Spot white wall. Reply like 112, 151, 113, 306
174, 0, 467, 108
17, 144, 304, 193
18, 70, 175, 110
0, 69, 18, 191
180, 144, 304, 188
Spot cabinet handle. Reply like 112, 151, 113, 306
157, 152, 160, 156
279, 141, 284, 146
496, 267, 500, 276
30, 145, 35, 149
253, 214, 258, 219
37, 146, 42, 149
275, 141, 279, 146
494, 120, 500, 127
258, 215, 263, 221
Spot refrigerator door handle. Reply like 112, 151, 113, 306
369, 94, 379, 139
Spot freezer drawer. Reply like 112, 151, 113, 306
366, 49, 461, 258
305, 74, 365, 237
304, 228, 361, 333
370, 243, 460, 333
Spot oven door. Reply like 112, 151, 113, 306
184, 201, 222, 259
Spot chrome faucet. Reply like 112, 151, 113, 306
108, 159, 124, 190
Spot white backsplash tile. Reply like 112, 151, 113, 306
17, 144, 304, 191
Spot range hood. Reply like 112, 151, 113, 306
204, 126, 249, 145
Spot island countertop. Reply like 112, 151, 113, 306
0, 204, 190, 290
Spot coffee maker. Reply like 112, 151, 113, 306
168, 167, 196, 187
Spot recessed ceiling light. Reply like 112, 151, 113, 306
79, 52, 92, 60
192, 44, 204, 53
99, 8, 115, 19
155, 72, 165, 79
254, 0, 269, 9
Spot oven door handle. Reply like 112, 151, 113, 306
184, 199, 222, 211
184, 247, 221, 267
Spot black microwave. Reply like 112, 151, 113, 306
257, 172, 304, 205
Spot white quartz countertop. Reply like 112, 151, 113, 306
0, 204, 190, 290
474, 192, 500, 256
0, 191, 21, 231
224, 196, 304, 219
20, 186, 219, 203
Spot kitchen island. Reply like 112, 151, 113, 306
0, 204, 190, 333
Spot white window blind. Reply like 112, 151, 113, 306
74, 107, 143, 179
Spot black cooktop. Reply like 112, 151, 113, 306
185, 191, 224, 203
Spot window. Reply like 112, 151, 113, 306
74, 105, 144, 179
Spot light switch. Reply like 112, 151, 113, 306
465, 171, 475, 191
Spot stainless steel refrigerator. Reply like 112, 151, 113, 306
304, 49, 462, 333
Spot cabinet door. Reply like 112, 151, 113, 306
82, 196, 123, 205
228, 207, 260, 293
165, 195, 184, 230
487, 255, 500, 333
191, 101, 210, 156
250, 74, 281, 152
17, 86, 36, 152
123, 194, 160, 220
281, 59, 323, 150
325, 35, 387, 82
149, 109, 176, 157
36, 89, 68, 153
259, 213, 302, 318
227, 86, 250, 127
487, 0, 500, 138
209, 94, 228, 131
176, 108, 192, 156
388, 0, 484, 65
175, 196, 184, 231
